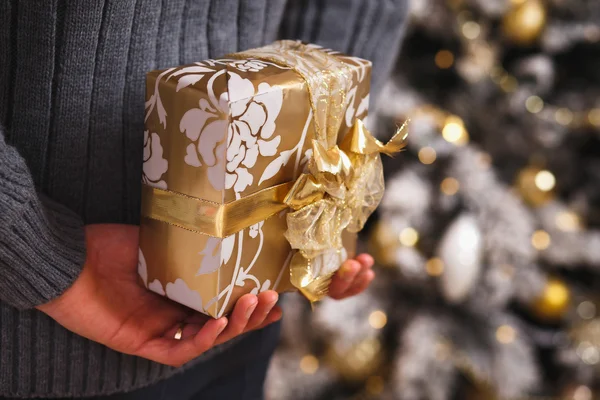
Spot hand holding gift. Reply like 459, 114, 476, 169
37, 224, 282, 367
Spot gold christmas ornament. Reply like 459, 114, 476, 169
530, 278, 571, 321
502, 0, 547, 45
367, 221, 400, 267
515, 165, 556, 206
325, 338, 384, 382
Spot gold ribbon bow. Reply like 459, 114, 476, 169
283, 119, 407, 302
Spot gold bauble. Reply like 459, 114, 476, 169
515, 165, 556, 207
325, 338, 384, 382
530, 278, 571, 321
368, 221, 400, 267
502, 0, 547, 45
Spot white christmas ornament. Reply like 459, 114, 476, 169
437, 213, 483, 302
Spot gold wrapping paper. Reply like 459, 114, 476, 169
139, 40, 390, 318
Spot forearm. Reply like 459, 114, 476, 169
0, 126, 85, 309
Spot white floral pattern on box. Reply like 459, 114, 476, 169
196, 235, 235, 276
229, 59, 269, 72
180, 70, 283, 194
166, 279, 204, 312
142, 130, 168, 189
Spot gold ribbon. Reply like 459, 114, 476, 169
141, 41, 408, 304
141, 182, 294, 237
283, 120, 407, 302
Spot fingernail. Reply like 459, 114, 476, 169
339, 263, 355, 281
268, 294, 279, 308
217, 318, 228, 335
245, 301, 258, 319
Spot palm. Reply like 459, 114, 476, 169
38, 224, 282, 367
65, 225, 194, 352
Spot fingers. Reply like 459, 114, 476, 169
137, 317, 228, 367
344, 269, 375, 298
252, 305, 283, 331
245, 291, 279, 330
356, 253, 374, 269
328, 259, 361, 299
215, 291, 280, 345
329, 254, 375, 300
214, 293, 259, 344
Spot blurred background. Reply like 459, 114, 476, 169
265, 0, 600, 399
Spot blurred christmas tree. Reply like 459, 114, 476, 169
265, 0, 600, 399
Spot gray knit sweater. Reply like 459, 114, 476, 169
0, 0, 407, 397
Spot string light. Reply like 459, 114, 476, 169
418, 147, 437, 164
368, 311, 388, 329
588, 109, 600, 127
555, 211, 581, 232
577, 301, 596, 320
462, 21, 481, 40
442, 115, 469, 145
300, 354, 319, 374
399, 227, 419, 247
573, 386, 593, 400
499, 75, 518, 92
425, 257, 445, 276
441, 177, 460, 195
531, 230, 551, 250
579, 344, 600, 365
496, 325, 516, 344
435, 50, 455, 69
451, 7, 600, 131
526, 96, 544, 113
555, 108, 574, 126
534, 170, 555, 191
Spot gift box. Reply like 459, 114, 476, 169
138, 40, 406, 318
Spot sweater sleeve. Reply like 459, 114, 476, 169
0, 124, 86, 310
279, 0, 409, 102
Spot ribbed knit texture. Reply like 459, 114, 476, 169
0, 0, 408, 397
